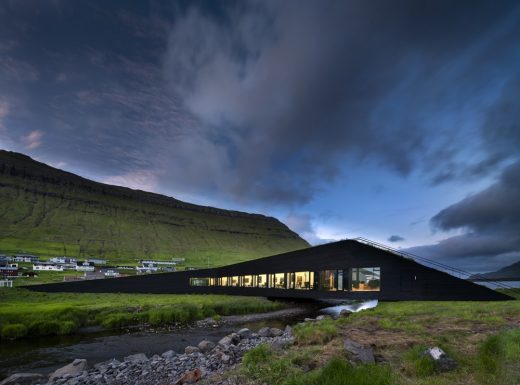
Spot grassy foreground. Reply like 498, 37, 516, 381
0, 289, 284, 341
214, 297, 520, 385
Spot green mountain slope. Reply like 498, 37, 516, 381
0, 150, 309, 266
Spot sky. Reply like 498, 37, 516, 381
1, 0, 519, 273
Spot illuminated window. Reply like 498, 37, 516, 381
220, 277, 228, 286
209, 278, 217, 286
230, 276, 240, 287
257, 274, 268, 288
294, 272, 314, 289
243, 275, 254, 287
351, 267, 381, 291
274, 273, 286, 289
319, 270, 338, 291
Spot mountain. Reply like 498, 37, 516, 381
472, 261, 520, 281
0, 150, 309, 266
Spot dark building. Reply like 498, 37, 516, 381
28, 240, 512, 301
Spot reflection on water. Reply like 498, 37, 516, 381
320, 299, 378, 316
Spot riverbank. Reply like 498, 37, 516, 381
0, 289, 286, 340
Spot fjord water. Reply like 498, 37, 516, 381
0, 300, 377, 378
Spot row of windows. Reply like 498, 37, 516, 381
189, 267, 381, 292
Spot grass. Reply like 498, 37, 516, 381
0, 150, 308, 267
210, 299, 520, 385
0, 288, 284, 340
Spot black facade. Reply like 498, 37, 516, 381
29, 240, 512, 301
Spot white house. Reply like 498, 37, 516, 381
75, 261, 95, 272
0, 279, 13, 288
101, 268, 120, 277
13, 254, 39, 263
86, 258, 107, 265
136, 262, 159, 274
33, 262, 64, 271
50, 256, 77, 264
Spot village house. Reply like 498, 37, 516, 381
101, 267, 120, 277
13, 254, 39, 263
86, 258, 107, 265
136, 262, 159, 274
0, 261, 19, 277
75, 261, 95, 272
50, 256, 77, 264
33, 262, 64, 271
0, 279, 13, 288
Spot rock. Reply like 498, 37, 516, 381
316, 315, 326, 321
218, 335, 233, 346
339, 309, 352, 318
162, 350, 176, 359
49, 359, 88, 382
304, 318, 316, 322
197, 340, 215, 353
343, 339, 375, 364
269, 328, 283, 337
271, 339, 293, 351
230, 333, 241, 344
184, 346, 201, 355
0, 373, 45, 385
174, 368, 203, 384
237, 328, 252, 339
423, 347, 457, 372
258, 327, 271, 337
124, 353, 148, 362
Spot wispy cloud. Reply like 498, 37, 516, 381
22, 130, 43, 149
103, 170, 159, 193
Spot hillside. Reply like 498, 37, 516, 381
474, 260, 520, 281
0, 150, 309, 266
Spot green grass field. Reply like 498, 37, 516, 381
0, 288, 284, 340
213, 297, 520, 385
0, 150, 308, 267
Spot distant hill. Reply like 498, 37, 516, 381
472, 261, 520, 281
0, 150, 309, 266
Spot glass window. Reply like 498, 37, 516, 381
230, 276, 240, 287
257, 274, 268, 288
274, 273, 286, 288
190, 278, 209, 286
294, 272, 314, 290
243, 275, 254, 287
220, 277, 228, 286
319, 270, 338, 291
352, 267, 381, 291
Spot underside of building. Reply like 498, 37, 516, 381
28, 240, 512, 301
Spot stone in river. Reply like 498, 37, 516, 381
0, 373, 45, 385
49, 359, 88, 381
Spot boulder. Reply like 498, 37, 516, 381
0, 373, 45, 385
197, 340, 215, 353
218, 335, 233, 347
173, 368, 203, 384
237, 328, 252, 339
304, 318, 316, 322
423, 347, 457, 372
49, 359, 88, 381
269, 328, 284, 337
258, 327, 271, 337
339, 309, 352, 318
184, 346, 201, 355
124, 353, 148, 363
229, 333, 241, 344
284, 325, 292, 336
316, 315, 326, 321
343, 339, 375, 364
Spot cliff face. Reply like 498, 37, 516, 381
0, 150, 309, 265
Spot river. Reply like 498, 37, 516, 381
0, 300, 377, 378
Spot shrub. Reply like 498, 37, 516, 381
28, 320, 61, 336
1, 323, 28, 340
293, 319, 338, 345
101, 313, 135, 329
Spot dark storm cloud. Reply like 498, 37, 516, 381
408, 161, 520, 271
164, 0, 520, 204
1, 0, 520, 207
388, 235, 405, 243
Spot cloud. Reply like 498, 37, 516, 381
408, 160, 520, 271
0, 100, 9, 130
284, 213, 338, 245
21, 130, 43, 149
103, 170, 159, 193
388, 235, 405, 243
162, 1, 520, 205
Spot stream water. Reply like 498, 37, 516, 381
0, 300, 377, 378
